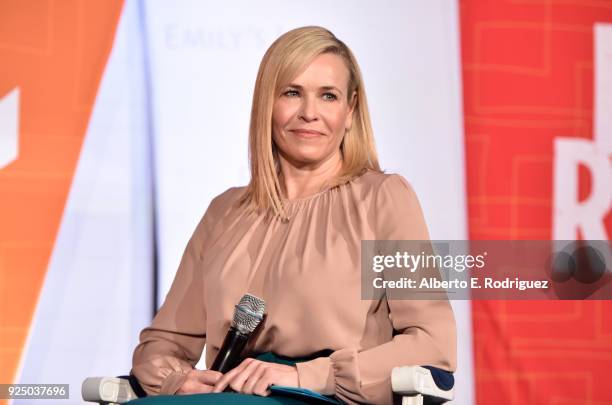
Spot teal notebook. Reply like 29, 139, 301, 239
270, 386, 342, 404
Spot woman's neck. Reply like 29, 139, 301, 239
278, 153, 342, 200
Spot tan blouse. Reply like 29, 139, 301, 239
131, 170, 457, 404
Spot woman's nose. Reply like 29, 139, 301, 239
298, 96, 318, 122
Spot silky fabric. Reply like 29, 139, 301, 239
132, 170, 457, 405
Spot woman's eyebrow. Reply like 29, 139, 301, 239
285, 83, 343, 95
320, 86, 343, 95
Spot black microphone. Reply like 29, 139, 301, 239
210, 293, 265, 373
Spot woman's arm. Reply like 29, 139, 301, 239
296, 299, 456, 404
131, 195, 224, 395
295, 174, 457, 404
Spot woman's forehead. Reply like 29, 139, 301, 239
284, 53, 350, 89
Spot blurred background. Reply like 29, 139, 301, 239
0, 0, 610, 404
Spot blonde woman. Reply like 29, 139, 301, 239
131, 26, 456, 405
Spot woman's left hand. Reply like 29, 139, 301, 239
212, 358, 299, 396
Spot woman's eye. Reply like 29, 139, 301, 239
284, 90, 299, 97
322, 93, 337, 101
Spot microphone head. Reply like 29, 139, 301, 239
232, 293, 265, 334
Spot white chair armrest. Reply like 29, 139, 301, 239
392, 366, 454, 404
82, 377, 138, 404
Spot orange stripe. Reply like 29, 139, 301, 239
0, 0, 125, 396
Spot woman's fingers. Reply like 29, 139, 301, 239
177, 369, 223, 394
241, 362, 266, 395
195, 369, 223, 386
211, 360, 298, 396
212, 358, 255, 393
177, 377, 213, 394
227, 359, 261, 393
252, 368, 272, 397
191, 383, 214, 394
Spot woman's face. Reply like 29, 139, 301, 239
272, 53, 355, 169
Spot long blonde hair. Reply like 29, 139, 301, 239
241, 26, 381, 217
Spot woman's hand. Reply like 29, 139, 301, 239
212, 358, 299, 396
177, 369, 223, 394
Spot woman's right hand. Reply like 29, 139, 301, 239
177, 369, 224, 394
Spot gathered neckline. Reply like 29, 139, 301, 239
279, 169, 371, 207
281, 184, 337, 205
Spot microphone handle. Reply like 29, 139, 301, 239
210, 326, 250, 373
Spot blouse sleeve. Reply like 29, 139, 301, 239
131, 194, 225, 395
295, 174, 457, 404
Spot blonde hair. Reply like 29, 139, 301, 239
241, 26, 381, 217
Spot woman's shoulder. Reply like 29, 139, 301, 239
353, 169, 416, 196
206, 185, 248, 216
192, 185, 247, 239
211, 185, 247, 206
356, 171, 428, 239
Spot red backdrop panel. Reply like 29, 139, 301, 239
461, 0, 612, 404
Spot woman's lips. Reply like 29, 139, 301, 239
290, 129, 324, 138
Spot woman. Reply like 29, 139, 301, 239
131, 26, 456, 405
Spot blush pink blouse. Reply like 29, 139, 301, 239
132, 170, 457, 404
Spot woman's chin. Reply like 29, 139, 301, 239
285, 154, 329, 167
281, 148, 328, 165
